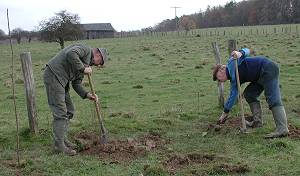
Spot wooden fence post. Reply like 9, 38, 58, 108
211, 42, 224, 107
20, 52, 38, 134
228, 40, 237, 55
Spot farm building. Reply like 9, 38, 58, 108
81, 23, 115, 39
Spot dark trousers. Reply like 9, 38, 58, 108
244, 62, 283, 109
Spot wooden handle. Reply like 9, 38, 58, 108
87, 74, 106, 135
234, 59, 246, 130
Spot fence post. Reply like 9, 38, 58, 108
211, 42, 224, 107
20, 52, 38, 134
228, 39, 237, 55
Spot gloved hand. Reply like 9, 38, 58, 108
84, 67, 92, 74
87, 92, 98, 102
217, 112, 229, 124
231, 51, 242, 59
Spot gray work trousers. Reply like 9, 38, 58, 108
43, 66, 74, 121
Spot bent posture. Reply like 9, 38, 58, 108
43, 44, 108, 155
213, 48, 289, 138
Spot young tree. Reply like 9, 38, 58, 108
39, 10, 83, 49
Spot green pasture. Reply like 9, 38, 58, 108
0, 24, 300, 175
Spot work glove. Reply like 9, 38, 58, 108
217, 112, 229, 125
87, 92, 98, 102
231, 51, 242, 59
84, 67, 92, 74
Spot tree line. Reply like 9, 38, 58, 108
0, 28, 40, 43
1, 0, 299, 46
142, 0, 300, 33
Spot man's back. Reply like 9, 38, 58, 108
227, 56, 272, 84
47, 44, 92, 86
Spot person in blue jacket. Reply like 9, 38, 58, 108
212, 48, 289, 138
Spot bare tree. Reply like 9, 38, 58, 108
39, 10, 83, 49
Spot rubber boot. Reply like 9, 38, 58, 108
64, 120, 77, 150
246, 102, 263, 128
53, 119, 76, 156
264, 106, 289, 139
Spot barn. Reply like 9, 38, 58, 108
81, 23, 115, 39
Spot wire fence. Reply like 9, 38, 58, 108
115, 24, 300, 38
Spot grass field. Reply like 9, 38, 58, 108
1, 24, 300, 175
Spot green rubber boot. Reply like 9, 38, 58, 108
264, 106, 289, 139
53, 119, 76, 156
64, 120, 77, 150
246, 102, 263, 128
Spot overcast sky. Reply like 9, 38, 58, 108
0, 0, 238, 34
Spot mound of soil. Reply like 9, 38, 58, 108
207, 115, 253, 131
74, 131, 168, 162
214, 163, 250, 174
163, 153, 216, 174
288, 124, 300, 139
225, 115, 253, 129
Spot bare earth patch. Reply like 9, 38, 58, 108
213, 163, 250, 174
163, 153, 216, 174
207, 116, 300, 139
207, 115, 253, 131
1, 160, 26, 176
74, 131, 168, 162
288, 124, 300, 139
223, 115, 253, 129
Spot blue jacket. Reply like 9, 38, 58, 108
224, 48, 271, 113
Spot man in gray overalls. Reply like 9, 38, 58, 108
43, 44, 108, 155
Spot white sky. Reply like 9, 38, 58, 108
0, 0, 238, 34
